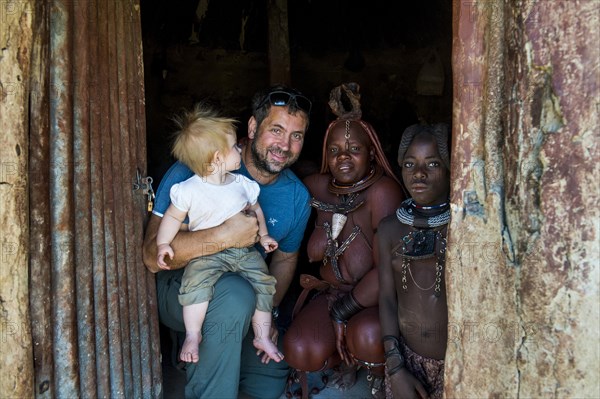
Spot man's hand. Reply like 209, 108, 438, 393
222, 211, 260, 248
142, 211, 260, 273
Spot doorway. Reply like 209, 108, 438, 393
139, 1, 453, 397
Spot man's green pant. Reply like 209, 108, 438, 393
156, 270, 290, 399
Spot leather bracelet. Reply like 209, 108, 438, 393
384, 346, 401, 359
388, 362, 405, 376
329, 291, 364, 323
383, 335, 400, 345
382, 335, 405, 374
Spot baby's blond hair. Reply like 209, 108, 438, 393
171, 104, 238, 176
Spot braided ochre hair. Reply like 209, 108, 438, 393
397, 123, 450, 170
320, 83, 401, 186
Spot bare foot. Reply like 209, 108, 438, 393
327, 363, 358, 391
253, 336, 284, 364
180, 331, 202, 363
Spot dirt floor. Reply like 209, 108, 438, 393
160, 323, 376, 399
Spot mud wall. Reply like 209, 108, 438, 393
0, 1, 35, 396
447, 0, 599, 397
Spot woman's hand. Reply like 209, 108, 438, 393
389, 367, 429, 399
332, 320, 356, 366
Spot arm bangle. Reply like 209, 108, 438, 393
329, 291, 364, 323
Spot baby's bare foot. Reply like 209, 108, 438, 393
180, 332, 202, 363
253, 336, 284, 364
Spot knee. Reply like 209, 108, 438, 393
283, 320, 334, 371
211, 273, 256, 320
345, 307, 384, 364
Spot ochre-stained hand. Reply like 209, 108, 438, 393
389, 368, 429, 399
332, 320, 355, 366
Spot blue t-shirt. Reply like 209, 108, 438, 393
153, 160, 311, 254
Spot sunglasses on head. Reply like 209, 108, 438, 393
258, 91, 312, 115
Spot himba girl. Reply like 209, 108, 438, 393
283, 83, 404, 398
378, 123, 451, 398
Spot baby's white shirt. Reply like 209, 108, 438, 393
169, 172, 260, 231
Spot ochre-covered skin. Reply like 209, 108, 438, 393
283, 113, 403, 375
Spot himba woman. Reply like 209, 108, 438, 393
283, 83, 404, 398
378, 123, 451, 399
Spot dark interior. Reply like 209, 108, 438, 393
141, 0, 453, 185
139, 0, 453, 395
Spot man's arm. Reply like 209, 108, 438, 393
268, 250, 299, 306
142, 212, 260, 273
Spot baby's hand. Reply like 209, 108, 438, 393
259, 235, 279, 253
157, 243, 174, 270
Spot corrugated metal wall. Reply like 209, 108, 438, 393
28, 1, 162, 397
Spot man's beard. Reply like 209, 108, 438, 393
250, 139, 298, 175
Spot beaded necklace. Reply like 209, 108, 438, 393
395, 198, 450, 228
394, 198, 450, 296
414, 201, 449, 210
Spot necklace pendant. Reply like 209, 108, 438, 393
331, 213, 347, 240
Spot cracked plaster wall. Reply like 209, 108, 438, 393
446, 1, 599, 397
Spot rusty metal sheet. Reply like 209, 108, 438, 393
128, 0, 163, 393
72, 0, 98, 396
28, 0, 161, 397
115, 1, 145, 397
87, 2, 111, 398
29, 1, 54, 397
49, 0, 79, 395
